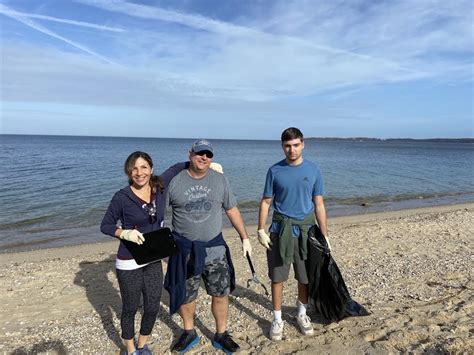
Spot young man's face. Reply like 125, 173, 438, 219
282, 138, 304, 163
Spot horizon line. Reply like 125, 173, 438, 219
1, 133, 473, 141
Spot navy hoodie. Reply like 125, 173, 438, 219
101, 162, 187, 260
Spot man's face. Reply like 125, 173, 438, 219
282, 138, 304, 162
189, 150, 212, 173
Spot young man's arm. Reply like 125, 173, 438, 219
257, 197, 273, 249
258, 197, 272, 231
313, 195, 328, 236
313, 195, 330, 249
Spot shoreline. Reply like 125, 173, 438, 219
0, 202, 472, 353
2, 199, 473, 256
0, 202, 474, 265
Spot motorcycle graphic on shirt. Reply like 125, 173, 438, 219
184, 198, 212, 212
183, 185, 214, 223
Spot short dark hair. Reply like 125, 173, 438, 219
281, 127, 303, 142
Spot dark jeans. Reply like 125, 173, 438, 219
116, 261, 163, 340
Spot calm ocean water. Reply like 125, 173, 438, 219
1, 134, 473, 252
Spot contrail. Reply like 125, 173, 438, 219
0, 5, 125, 32
0, 4, 119, 65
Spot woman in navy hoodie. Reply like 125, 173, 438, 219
101, 151, 187, 355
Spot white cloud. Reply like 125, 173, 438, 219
0, 0, 472, 138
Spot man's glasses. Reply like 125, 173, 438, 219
142, 202, 157, 223
194, 150, 213, 158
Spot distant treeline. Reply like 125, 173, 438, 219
306, 137, 474, 143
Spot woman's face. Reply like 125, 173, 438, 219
130, 157, 153, 188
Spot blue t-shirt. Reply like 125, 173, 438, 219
263, 159, 325, 221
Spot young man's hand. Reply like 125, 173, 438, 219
257, 229, 272, 249
324, 235, 332, 251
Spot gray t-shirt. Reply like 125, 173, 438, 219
167, 169, 237, 259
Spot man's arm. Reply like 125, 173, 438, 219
313, 195, 328, 237
258, 197, 272, 230
225, 206, 252, 256
225, 206, 249, 240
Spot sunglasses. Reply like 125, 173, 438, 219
194, 150, 213, 158
142, 202, 157, 223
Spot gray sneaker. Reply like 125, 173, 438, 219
296, 314, 314, 335
270, 319, 284, 341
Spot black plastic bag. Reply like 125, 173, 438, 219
306, 225, 370, 322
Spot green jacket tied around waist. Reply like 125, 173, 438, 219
272, 211, 315, 265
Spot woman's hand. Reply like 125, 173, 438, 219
119, 229, 145, 245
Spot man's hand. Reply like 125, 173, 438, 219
242, 238, 252, 256
324, 236, 332, 251
257, 229, 272, 250
119, 229, 145, 245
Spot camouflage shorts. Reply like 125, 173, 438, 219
184, 255, 231, 303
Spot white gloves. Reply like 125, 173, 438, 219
325, 236, 332, 251
119, 229, 145, 245
257, 229, 272, 250
242, 238, 252, 256
209, 162, 223, 174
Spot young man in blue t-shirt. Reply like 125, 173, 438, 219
257, 127, 329, 341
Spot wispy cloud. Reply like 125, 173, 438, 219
0, 3, 118, 64
0, 4, 125, 32
71, 0, 470, 100
1, 0, 472, 107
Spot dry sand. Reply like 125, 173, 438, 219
0, 203, 472, 354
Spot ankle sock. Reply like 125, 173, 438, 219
273, 309, 282, 322
297, 300, 307, 316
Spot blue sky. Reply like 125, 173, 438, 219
0, 0, 472, 139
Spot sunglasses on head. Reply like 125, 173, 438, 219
194, 150, 213, 158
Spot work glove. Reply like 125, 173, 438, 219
324, 236, 332, 252
119, 229, 145, 245
257, 229, 272, 250
209, 162, 223, 174
242, 238, 252, 256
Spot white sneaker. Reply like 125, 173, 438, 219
270, 319, 284, 341
296, 314, 314, 335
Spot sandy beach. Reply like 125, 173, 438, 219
1, 203, 472, 354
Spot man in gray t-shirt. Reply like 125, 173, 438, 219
166, 139, 252, 354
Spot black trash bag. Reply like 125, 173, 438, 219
306, 225, 370, 322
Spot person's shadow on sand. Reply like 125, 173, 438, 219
75, 256, 182, 351
12, 340, 67, 355
73, 254, 123, 348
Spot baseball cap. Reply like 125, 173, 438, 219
191, 139, 214, 157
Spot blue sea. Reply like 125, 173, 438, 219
1, 134, 473, 253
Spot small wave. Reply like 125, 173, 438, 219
0, 215, 55, 229
237, 200, 261, 210
327, 191, 474, 206
234, 191, 474, 211
1, 235, 66, 250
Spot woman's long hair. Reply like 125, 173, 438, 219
124, 151, 164, 192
